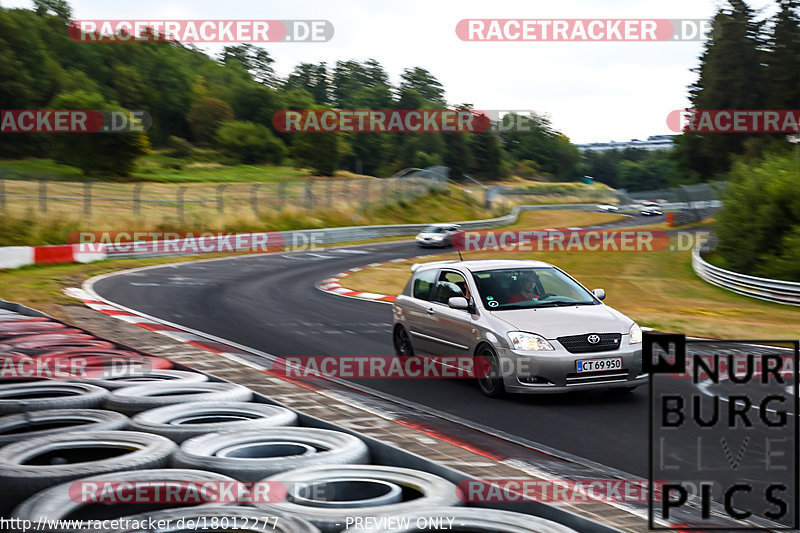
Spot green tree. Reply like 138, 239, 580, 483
332, 59, 389, 108
764, 0, 800, 108
715, 152, 800, 280
501, 113, 579, 179
290, 107, 349, 175
33, 0, 71, 22
399, 67, 445, 104
468, 130, 503, 180
284, 63, 329, 105
676, 0, 765, 177
215, 120, 286, 164
186, 97, 234, 144
220, 44, 276, 87
49, 90, 149, 177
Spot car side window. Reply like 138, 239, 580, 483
431, 271, 467, 304
412, 269, 438, 300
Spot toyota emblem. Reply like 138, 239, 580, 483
587, 334, 600, 344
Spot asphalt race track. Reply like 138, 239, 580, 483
92, 236, 659, 474
92, 230, 797, 519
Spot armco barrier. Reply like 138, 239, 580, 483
97, 200, 722, 259
100, 203, 599, 258
692, 244, 800, 306
1, 200, 720, 266
4, 203, 600, 267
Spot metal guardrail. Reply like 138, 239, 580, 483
692, 243, 800, 306
103, 203, 599, 258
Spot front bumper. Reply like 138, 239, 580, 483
415, 237, 447, 247
497, 343, 646, 394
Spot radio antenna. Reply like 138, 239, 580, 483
456, 250, 463, 261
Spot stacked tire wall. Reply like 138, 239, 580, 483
0, 302, 615, 533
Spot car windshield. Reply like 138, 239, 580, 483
471, 268, 598, 310
422, 226, 448, 233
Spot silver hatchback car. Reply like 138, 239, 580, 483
392, 259, 647, 397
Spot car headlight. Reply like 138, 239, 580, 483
629, 323, 642, 344
507, 331, 554, 351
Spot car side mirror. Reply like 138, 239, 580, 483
448, 296, 469, 310
592, 288, 606, 301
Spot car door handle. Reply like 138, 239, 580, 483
426, 308, 435, 314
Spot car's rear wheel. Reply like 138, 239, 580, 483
475, 345, 505, 398
393, 325, 414, 357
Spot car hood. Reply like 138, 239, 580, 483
490, 304, 633, 339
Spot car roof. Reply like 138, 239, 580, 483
411, 259, 553, 273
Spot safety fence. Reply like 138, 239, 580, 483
0, 167, 446, 224
692, 241, 800, 306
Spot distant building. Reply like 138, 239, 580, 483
576, 134, 677, 153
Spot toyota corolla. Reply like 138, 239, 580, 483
392, 259, 647, 397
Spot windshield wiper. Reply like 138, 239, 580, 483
536, 300, 593, 307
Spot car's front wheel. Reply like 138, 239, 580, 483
393, 325, 414, 357
475, 345, 506, 398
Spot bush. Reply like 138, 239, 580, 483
715, 152, 800, 281
512, 159, 542, 180
215, 121, 286, 164
165, 136, 194, 158
187, 97, 234, 144
291, 130, 348, 176
48, 90, 149, 178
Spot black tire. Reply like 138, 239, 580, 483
255, 465, 461, 533
392, 325, 414, 357
0, 409, 129, 445
475, 345, 506, 398
77, 369, 208, 390
131, 401, 298, 443
108, 506, 321, 533
172, 428, 369, 481
11, 469, 240, 530
0, 430, 176, 516
0, 382, 108, 415
104, 382, 253, 415
343, 507, 577, 532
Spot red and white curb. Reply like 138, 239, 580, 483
317, 256, 429, 304
315, 222, 600, 304
0, 243, 106, 269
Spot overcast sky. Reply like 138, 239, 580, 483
4, 0, 779, 142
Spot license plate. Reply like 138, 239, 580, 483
576, 358, 622, 373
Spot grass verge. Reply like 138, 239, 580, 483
0, 209, 622, 320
